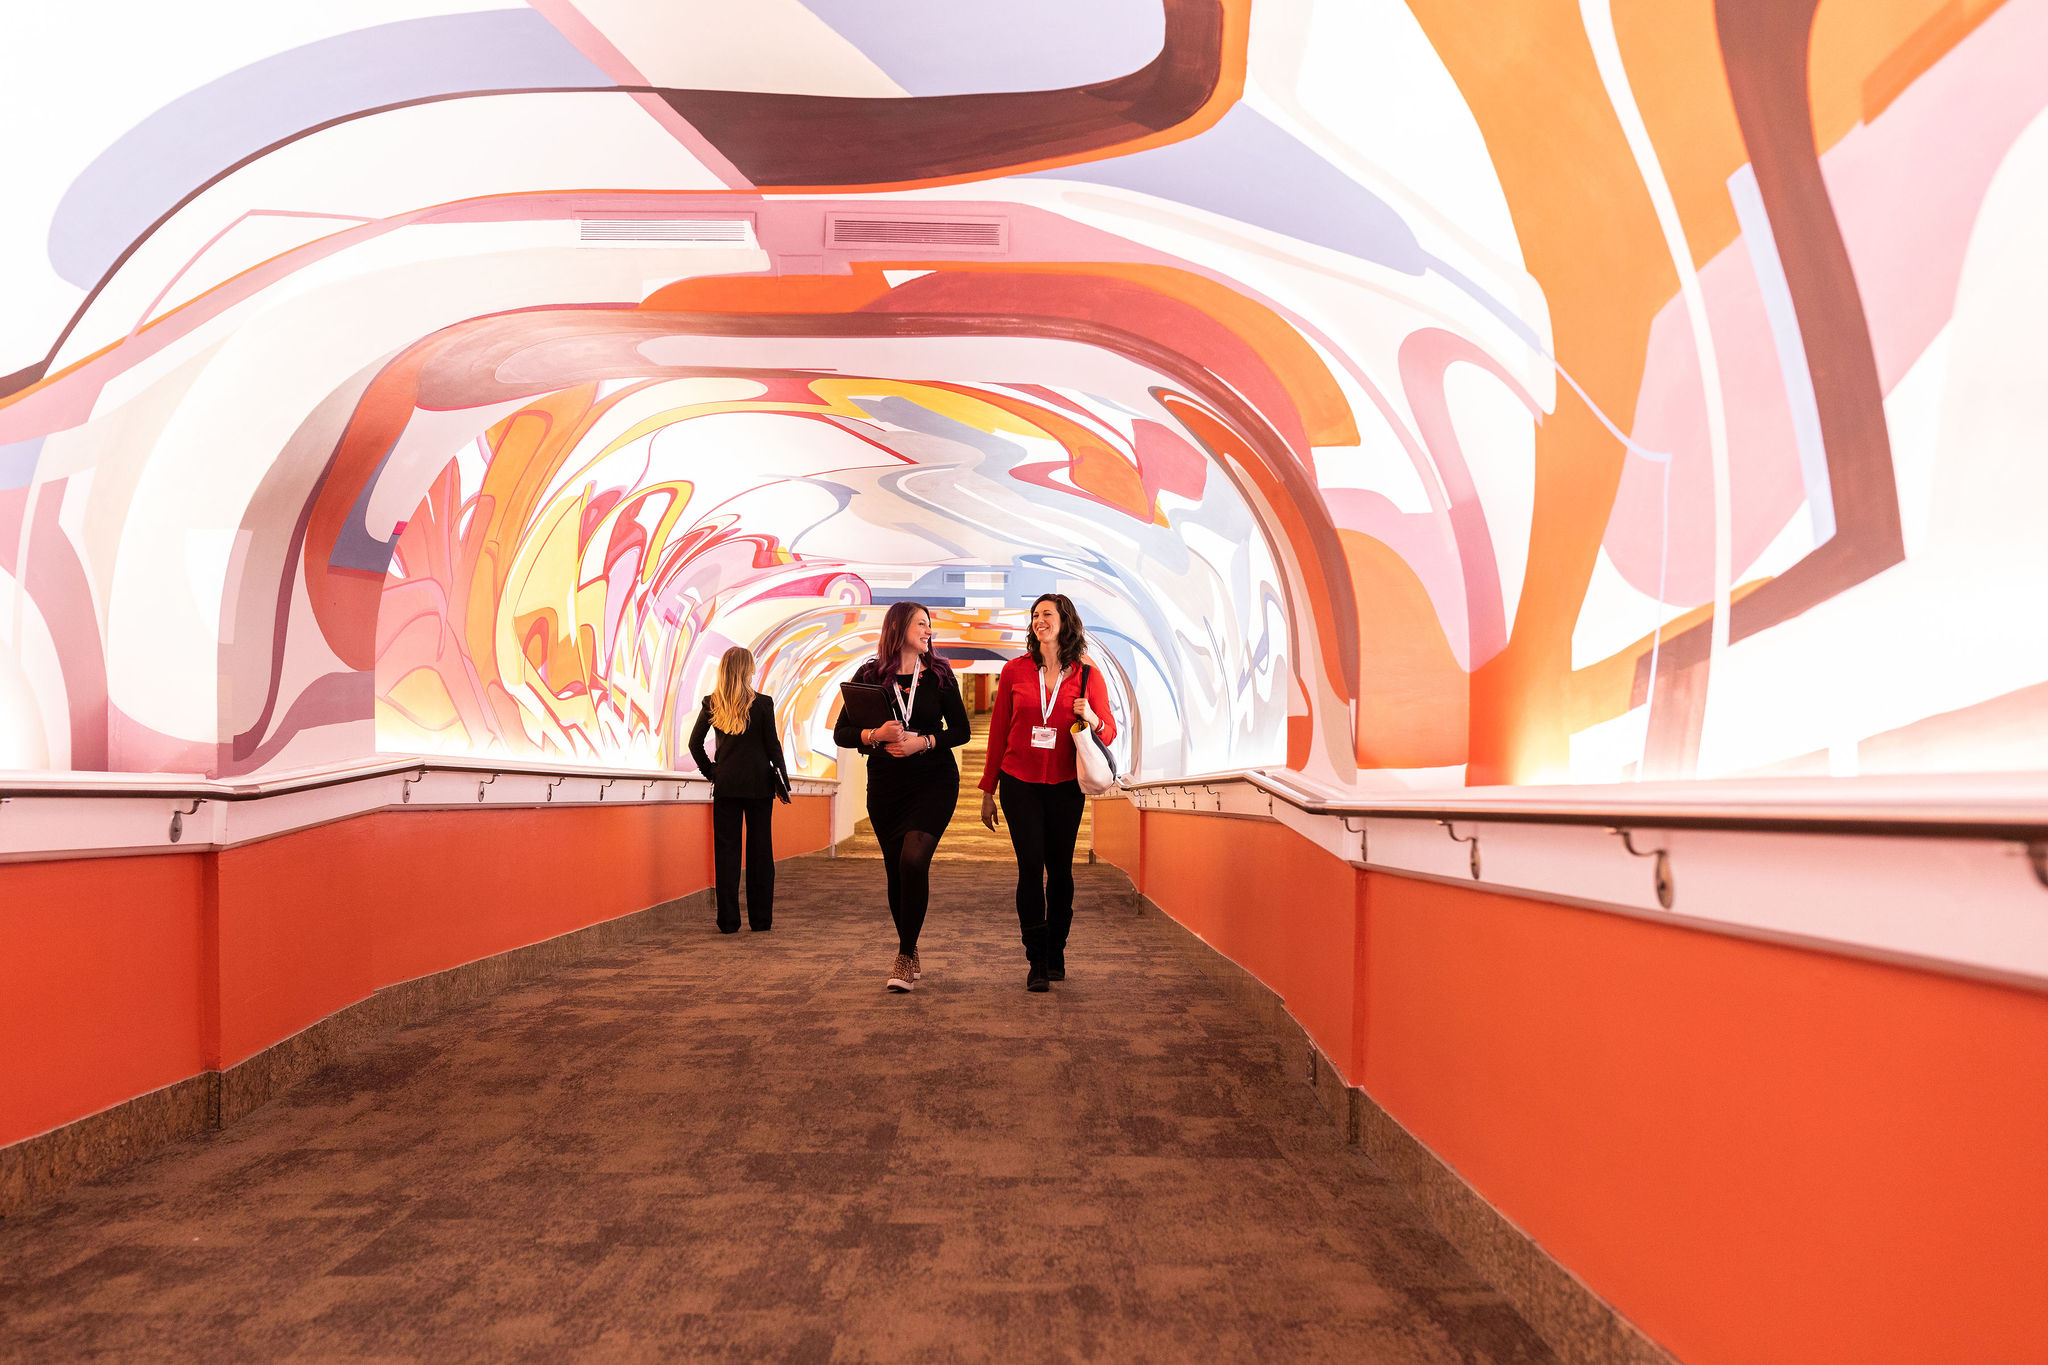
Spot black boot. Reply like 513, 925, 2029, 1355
1026, 961, 1050, 992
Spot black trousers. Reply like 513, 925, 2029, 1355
712, 795, 775, 931
998, 772, 1085, 965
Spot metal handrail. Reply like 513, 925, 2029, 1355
1118, 768, 2048, 843
0, 756, 837, 803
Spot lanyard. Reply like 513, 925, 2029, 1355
1038, 666, 1068, 727
893, 661, 923, 728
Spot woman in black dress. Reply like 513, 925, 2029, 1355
688, 646, 791, 934
832, 602, 971, 992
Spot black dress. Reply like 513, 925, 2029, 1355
833, 661, 972, 840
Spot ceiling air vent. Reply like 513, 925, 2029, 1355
826, 213, 1008, 253
576, 218, 755, 246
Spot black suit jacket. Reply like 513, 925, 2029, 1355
688, 693, 789, 800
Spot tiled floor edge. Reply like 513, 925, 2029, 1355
1121, 885, 1331, 1113
1350, 1091, 1679, 1365
0, 1074, 216, 1221
1118, 875, 1677, 1365
1, 884, 718, 1218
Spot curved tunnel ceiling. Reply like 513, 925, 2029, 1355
4, 0, 2046, 790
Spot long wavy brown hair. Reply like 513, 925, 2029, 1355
1024, 593, 1087, 670
859, 601, 955, 687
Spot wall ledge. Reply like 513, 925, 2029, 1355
1349, 1087, 1676, 1365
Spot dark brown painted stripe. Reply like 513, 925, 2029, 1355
666, 0, 1226, 187
1714, 0, 1905, 641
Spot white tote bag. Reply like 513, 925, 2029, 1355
1070, 665, 1119, 796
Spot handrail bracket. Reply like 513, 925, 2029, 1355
1438, 819, 1481, 880
1610, 827, 1675, 909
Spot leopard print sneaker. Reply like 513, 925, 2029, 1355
887, 953, 917, 993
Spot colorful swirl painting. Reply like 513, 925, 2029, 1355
0, 0, 2041, 790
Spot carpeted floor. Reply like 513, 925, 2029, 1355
0, 857, 1557, 1364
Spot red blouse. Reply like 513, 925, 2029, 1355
979, 654, 1119, 791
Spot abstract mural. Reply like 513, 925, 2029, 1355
370, 372, 1276, 778
2, 0, 2044, 789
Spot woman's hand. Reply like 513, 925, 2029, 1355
981, 791, 1000, 830
1073, 697, 1100, 730
883, 735, 923, 757
868, 719, 904, 745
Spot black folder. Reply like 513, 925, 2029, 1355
838, 680, 897, 731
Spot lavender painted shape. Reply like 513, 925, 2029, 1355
1026, 106, 1428, 277
804, 0, 1164, 96
48, 10, 611, 289
0, 437, 44, 492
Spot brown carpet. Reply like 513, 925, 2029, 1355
0, 858, 1557, 1364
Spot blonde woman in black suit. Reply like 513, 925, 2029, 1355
688, 646, 791, 934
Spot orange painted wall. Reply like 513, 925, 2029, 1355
1360, 871, 2048, 1365
775, 793, 835, 860
212, 802, 719, 1065
1089, 796, 1141, 881
1139, 813, 1363, 1077
1098, 808, 2048, 1365
0, 853, 210, 1147
1, 795, 833, 1148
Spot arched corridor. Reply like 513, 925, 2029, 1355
6, 3, 2048, 1361
0, 855, 1559, 1364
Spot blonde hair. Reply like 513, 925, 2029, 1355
709, 647, 756, 734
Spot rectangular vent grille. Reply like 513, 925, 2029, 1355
577, 218, 754, 246
826, 214, 1007, 252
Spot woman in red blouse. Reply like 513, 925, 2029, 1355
978, 593, 1118, 992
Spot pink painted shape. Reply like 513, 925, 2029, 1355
1008, 457, 1148, 520
1606, 238, 1804, 607
1823, 0, 2048, 391
523, 0, 752, 190
1133, 418, 1208, 505
105, 707, 215, 775
1603, 0, 2048, 607
1398, 328, 1544, 668
0, 486, 26, 560
24, 480, 107, 768
1322, 487, 1472, 671
128, 209, 374, 340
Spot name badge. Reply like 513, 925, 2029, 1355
1030, 725, 1058, 749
